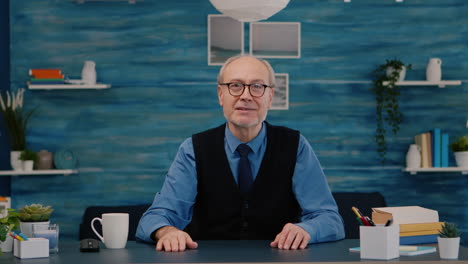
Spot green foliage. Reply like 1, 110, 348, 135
18, 204, 54, 222
371, 58, 412, 164
0, 208, 21, 242
0, 89, 35, 151
19, 149, 38, 161
439, 222, 461, 238
450, 135, 468, 152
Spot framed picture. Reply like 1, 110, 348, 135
271, 73, 289, 110
208, 15, 244, 65
250, 22, 301, 58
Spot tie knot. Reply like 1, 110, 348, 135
237, 144, 251, 157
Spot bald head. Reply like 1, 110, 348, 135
217, 55, 276, 88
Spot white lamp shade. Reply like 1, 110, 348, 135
209, 0, 290, 22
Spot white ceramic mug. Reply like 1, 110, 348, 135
91, 213, 129, 249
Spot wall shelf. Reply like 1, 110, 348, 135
403, 167, 468, 175
27, 83, 111, 90
0, 169, 78, 176
383, 80, 461, 88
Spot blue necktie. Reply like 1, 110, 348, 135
237, 144, 253, 194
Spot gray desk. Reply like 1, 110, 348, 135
0, 240, 466, 264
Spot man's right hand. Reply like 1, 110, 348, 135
154, 226, 198, 252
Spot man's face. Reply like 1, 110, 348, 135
218, 57, 274, 130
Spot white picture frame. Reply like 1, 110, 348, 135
271, 73, 289, 110
250, 22, 301, 59
208, 15, 244, 65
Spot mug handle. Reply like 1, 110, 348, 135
91, 217, 105, 243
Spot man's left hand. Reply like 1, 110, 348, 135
270, 223, 310, 250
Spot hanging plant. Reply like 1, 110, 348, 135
371, 58, 412, 164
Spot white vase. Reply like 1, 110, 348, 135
23, 160, 34, 171
386, 66, 406, 82
81, 60, 97, 85
406, 144, 421, 169
454, 151, 468, 167
20, 221, 50, 238
10, 151, 22, 171
438, 236, 460, 259
0, 235, 13, 253
426, 58, 442, 82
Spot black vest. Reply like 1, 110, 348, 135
187, 122, 300, 240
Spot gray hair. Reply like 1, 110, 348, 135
217, 55, 276, 88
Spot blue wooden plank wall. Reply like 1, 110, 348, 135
6, 0, 468, 241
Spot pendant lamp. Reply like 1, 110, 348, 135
209, 0, 290, 22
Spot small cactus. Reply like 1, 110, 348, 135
439, 222, 461, 238
18, 204, 54, 222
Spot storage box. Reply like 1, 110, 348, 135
14, 238, 49, 259
360, 225, 399, 260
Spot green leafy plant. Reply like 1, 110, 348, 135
18, 204, 54, 222
371, 58, 412, 163
450, 135, 468, 152
0, 88, 35, 151
439, 222, 461, 238
19, 149, 38, 161
0, 208, 20, 255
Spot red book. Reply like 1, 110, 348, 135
29, 69, 64, 79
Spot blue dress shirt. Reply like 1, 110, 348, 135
136, 123, 345, 243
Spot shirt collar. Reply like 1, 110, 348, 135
225, 122, 266, 155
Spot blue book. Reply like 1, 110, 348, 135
432, 129, 441, 167
441, 133, 449, 167
400, 234, 438, 245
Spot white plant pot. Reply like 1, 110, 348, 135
0, 235, 13, 253
20, 221, 50, 238
23, 160, 34, 171
438, 236, 460, 259
386, 66, 406, 82
10, 151, 23, 170
454, 151, 468, 168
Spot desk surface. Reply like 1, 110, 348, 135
0, 239, 467, 264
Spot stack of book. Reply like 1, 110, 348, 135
372, 206, 442, 245
28, 69, 65, 85
414, 128, 449, 168
400, 222, 444, 245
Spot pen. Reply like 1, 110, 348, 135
351, 206, 362, 218
364, 216, 376, 226
356, 217, 364, 226
10, 232, 25, 241
360, 217, 371, 226
18, 232, 29, 241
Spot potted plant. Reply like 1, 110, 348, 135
371, 58, 412, 163
0, 208, 20, 254
18, 204, 54, 238
0, 88, 35, 170
438, 222, 461, 259
19, 149, 38, 171
450, 135, 468, 168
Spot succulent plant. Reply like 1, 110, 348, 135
18, 204, 54, 222
439, 222, 461, 238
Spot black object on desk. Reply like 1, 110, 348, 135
79, 239, 100, 252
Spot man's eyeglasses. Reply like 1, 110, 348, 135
219, 82, 272, 97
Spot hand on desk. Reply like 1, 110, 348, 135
154, 226, 198, 252
270, 223, 310, 250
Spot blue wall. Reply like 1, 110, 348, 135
5, 0, 468, 241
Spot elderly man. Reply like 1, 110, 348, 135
136, 55, 344, 252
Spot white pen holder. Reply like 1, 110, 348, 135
14, 238, 49, 259
360, 225, 399, 260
